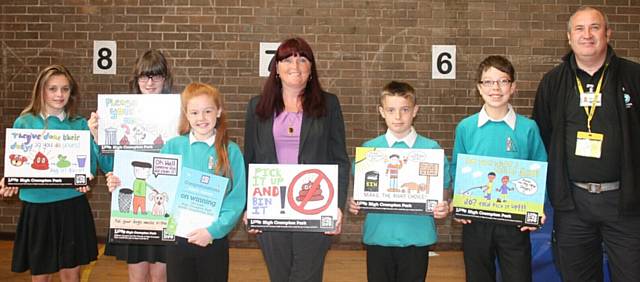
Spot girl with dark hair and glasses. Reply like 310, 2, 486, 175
88, 49, 174, 282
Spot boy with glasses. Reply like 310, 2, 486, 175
451, 56, 547, 282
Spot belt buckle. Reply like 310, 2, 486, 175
587, 183, 602, 193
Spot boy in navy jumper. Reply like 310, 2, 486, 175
349, 81, 451, 282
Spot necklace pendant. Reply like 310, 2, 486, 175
287, 127, 294, 135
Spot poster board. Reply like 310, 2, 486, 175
167, 167, 228, 238
353, 147, 445, 214
97, 94, 180, 154
108, 150, 181, 244
4, 128, 91, 187
247, 164, 338, 232
452, 154, 547, 226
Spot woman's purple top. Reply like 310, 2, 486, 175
273, 111, 303, 164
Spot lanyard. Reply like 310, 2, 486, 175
575, 64, 607, 133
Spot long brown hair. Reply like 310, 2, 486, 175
21, 64, 80, 119
178, 83, 231, 179
256, 37, 326, 120
129, 49, 173, 94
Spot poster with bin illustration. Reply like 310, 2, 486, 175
97, 94, 180, 154
452, 154, 547, 227
4, 128, 91, 187
353, 147, 445, 214
109, 150, 181, 244
166, 167, 228, 238
247, 164, 338, 232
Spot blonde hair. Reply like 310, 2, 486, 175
21, 64, 80, 119
178, 83, 231, 179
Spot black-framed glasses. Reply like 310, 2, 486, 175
138, 75, 165, 82
479, 79, 512, 88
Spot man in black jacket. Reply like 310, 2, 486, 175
532, 6, 640, 282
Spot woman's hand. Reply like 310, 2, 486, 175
325, 209, 343, 235
348, 198, 361, 215
243, 211, 262, 234
105, 172, 121, 192
187, 228, 213, 247
88, 112, 100, 140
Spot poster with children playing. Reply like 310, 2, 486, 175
247, 164, 338, 232
4, 128, 91, 187
452, 154, 547, 227
109, 150, 182, 244
97, 94, 181, 154
353, 147, 445, 214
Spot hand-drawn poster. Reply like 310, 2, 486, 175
452, 154, 547, 226
353, 147, 445, 214
97, 94, 180, 154
109, 150, 181, 244
166, 167, 228, 238
4, 128, 91, 187
247, 164, 338, 232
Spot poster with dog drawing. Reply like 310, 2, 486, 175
109, 150, 182, 245
452, 154, 547, 227
166, 167, 228, 238
4, 128, 91, 188
97, 94, 180, 154
353, 147, 445, 214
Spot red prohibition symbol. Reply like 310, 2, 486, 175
287, 169, 335, 215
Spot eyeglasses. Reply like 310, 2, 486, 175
138, 75, 165, 82
479, 79, 512, 88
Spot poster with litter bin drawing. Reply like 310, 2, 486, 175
247, 164, 338, 232
166, 167, 228, 238
97, 94, 180, 154
452, 154, 547, 227
353, 147, 445, 214
4, 128, 91, 188
109, 150, 181, 245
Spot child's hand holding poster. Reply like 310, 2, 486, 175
97, 94, 180, 154
109, 150, 181, 244
166, 167, 228, 238
4, 128, 91, 187
247, 164, 338, 232
452, 154, 547, 226
353, 147, 445, 214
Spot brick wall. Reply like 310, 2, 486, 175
1, 0, 639, 249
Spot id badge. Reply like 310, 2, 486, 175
579, 92, 602, 107
208, 155, 215, 170
575, 131, 603, 158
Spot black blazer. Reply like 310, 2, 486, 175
244, 92, 351, 209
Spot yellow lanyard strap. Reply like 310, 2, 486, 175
576, 65, 607, 133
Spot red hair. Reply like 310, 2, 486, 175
256, 37, 326, 120
178, 83, 231, 179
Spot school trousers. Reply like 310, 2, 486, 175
257, 231, 332, 282
554, 185, 640, 282
365, 244, 430, 282
167, 236, 229, 282
462, 221, 531, 282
